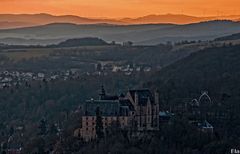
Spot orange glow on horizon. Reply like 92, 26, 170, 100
0, 0, 240, 18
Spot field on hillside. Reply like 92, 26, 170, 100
0, 49, 52, 61
0, 45, 115, 61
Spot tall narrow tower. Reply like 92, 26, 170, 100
99, 85, 106, 100
155, 89, 160, 129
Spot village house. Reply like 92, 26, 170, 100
122, 41, 133, 47
198, 120, 214, 133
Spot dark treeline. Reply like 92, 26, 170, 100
0, 37, 110, 50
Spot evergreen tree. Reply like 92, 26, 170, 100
38, 119, 47, 135
96, 63, 102, 72
95, 107, 104, 139
9, 126, 14, 136
49, 123, 58, 135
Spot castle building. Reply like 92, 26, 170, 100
126, 90, 159, 130
74, 86, 159, 141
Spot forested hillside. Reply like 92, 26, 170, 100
146, 44, 240, 139
148, 44, 240, 104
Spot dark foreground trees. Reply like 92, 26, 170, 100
95, 107, 104, 140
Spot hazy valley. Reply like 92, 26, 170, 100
0, 20, 240, 46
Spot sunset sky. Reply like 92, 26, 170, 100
1, 0, 240, 18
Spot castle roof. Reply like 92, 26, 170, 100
128, 89, 154, 105
83, 88, 154, 116
85, 99, 120, 116
119, 99, 135, 111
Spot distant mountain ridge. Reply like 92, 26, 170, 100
121, 14, 213, 24
0, 21, 36, 29
1, 13, 240, 29
215, 33, 240, 41
0, 20, 240, 45
0, 13, 124, 29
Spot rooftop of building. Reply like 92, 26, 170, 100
128, 89, 154, 105
83, 86, 154, 116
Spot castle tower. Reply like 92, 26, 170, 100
155, 90, 160, 129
